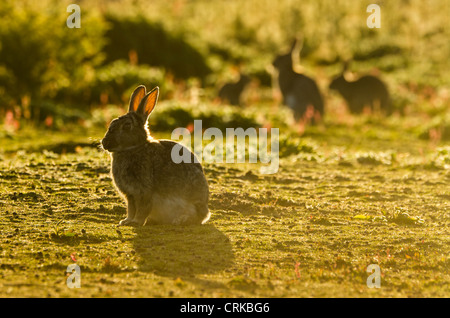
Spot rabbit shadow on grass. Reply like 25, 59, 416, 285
132, 223, 234, 280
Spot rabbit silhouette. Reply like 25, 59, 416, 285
272, 38, 324, 124
329, 61, 391, 115
218, 73, 251, 106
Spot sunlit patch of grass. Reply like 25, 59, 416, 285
355, 151, 395, 166
353, 208, 425, 226
1, 108, 449, 297
387, 208, 425, 226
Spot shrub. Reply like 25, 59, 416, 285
418, 113, 450, 141
0, 0, 106, 119
90, 60, 168, 106
149, 101, 261, 132
103, 14, 211, 80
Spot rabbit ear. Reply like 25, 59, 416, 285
128, 85, 147, 113
289, 36, 304, 53
342, 60, 351, 73
137, 86, 159, 118
290, 36, 304, 67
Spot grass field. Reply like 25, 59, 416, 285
0, 109, 448, 298
0, 0, 449, 299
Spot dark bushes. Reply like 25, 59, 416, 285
0, 1, 106, 120
103, 15, 211, 80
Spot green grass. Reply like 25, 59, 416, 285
0, 110, 449, 298
1, 0, 448, 298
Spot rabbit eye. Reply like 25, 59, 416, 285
122, 122, 132, 130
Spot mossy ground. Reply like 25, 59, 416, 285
0, 111, 449, 298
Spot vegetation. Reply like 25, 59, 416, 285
0, 0, 448, 298
0, 114, 449, 297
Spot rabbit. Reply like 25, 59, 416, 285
218, 73, 251, 106
101, 85, 210, 226
272, 38, 324, 123
329, 61, 391, 115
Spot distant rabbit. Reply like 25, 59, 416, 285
218, 73, 251, 106
272, 38, 324, 123
101, 85, 210, 226
329, 61, 391, 115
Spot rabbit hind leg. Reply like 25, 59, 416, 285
148, 194, 199, 225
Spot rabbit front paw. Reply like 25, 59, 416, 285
119, 218, 145, 227
119, 218, 134, 226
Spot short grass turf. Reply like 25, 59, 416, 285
0, 120, 449, 298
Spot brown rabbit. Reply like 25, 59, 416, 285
329, 61, 391, 115
218, 73, 251, 106
272, 38, 324, 123
101, 85, 210, 226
